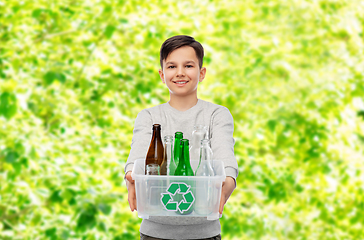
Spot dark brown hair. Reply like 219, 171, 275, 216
160, 35, 204, 69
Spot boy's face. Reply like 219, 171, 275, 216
159, 46, 206, 98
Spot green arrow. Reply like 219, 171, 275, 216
178, 202, 192, 213
161, 193, 171, 205
179, 183, 189, 193
165, 202, 177, 211
183, 191, 194, 203
163, 182, 195, 213
167, 183, 179, 195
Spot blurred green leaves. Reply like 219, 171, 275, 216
104, 25, 116, 39
0, 0, 363, 239
0, 92, 17, 119
43, 71, 66, 86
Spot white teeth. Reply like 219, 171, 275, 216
175, 81, 187, 84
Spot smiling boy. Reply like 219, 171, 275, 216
159, 44, 206, 111
125, 35, 238, 240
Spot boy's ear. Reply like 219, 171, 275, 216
159, 69, 165, 84
199, 67, 206, 82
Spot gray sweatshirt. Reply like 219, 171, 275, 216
125, 99, 238, 239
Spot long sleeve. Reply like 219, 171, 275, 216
124, 110, 153, 174
125, 100, 238, 239
210, 107, 238, 180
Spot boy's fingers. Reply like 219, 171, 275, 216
219, 195, 225, 214
125, 172, 134, 183
128, 196, 136, 211
218, 177, 235, 214
128, 185, 137, 211
125, 171, 137, 211
132, 194, 137, 211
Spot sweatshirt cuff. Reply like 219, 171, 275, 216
225, 166, 238, 186
124, 163, 134, 179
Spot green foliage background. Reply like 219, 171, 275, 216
1, 0, 364, 239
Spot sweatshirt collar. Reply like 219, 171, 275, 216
166, 99, 202, 114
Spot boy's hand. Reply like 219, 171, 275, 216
219, 176, 236, 214
125, 172, 137, 212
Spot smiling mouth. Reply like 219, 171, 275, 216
173, 80, 189, 84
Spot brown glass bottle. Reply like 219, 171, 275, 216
145, 124, 164, 175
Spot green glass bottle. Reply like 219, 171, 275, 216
173, 132, 183, 167
174, 139, 194, 176
174, 139, 194, 215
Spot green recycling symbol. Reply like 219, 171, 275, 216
161, 182, 195, 213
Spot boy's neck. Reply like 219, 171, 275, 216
168, 95, 198, 112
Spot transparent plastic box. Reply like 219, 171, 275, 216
131, 159, 226, 220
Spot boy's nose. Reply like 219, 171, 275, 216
176, 67, 185, 77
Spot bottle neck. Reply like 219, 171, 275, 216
191, 132, 205, 147
151, 129, 161, 147
153, 129, 161, 138
193, 125, 207, 133
164, 137, 173, 160
174, 135, 182, 159
191, 126, 207, 147
174, 132, 183, 140
200, 140, 212, 162
165, 135, 173, 144
201, 142, 210, 149
178, 141, 191, 166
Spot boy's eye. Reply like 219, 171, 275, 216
168, 66, 176, 69
186, 65, 193, 68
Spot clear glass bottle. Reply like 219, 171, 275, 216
195, 139, 214, 176
189, 125, 208, 172
160, 135, 175, 175
195, 139, 214, 215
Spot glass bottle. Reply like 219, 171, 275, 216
195, 139, 214, 215
160, 135, 175, 175
173, 132, 183, 167
189, 125, 208, 172
174, 139, 194, 176
174, 139, 194, 215
145, 124, 164, 175
195, 139, 214, 176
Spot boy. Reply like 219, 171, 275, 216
125, 35, 238, 240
